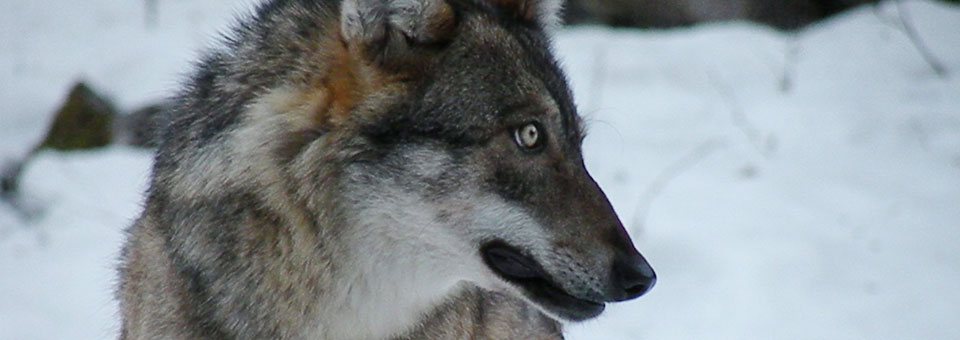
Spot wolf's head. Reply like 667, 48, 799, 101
291, 0, 654, 322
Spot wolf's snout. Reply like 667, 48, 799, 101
610, 252, 656, 301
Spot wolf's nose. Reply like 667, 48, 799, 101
610, 253, 656, 301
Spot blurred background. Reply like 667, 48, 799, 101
567, 0, 883, 29
1, 0, 959, 339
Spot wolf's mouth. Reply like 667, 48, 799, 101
480, 241, 605, 321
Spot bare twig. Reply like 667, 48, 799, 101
1, 157, 45, 223
709, 72, 771, 157
585, 46, 607, 114
631, 138, 725, 236
894, 0, 947, 77
875, 0, 948, 77
780, 33, 800, 93
873, 1, 900, 27
145, 0, 159, 29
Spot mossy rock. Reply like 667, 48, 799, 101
38, 81, 116, 151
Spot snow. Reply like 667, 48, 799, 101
0, 148, 151, 340
2, 1, 959, 339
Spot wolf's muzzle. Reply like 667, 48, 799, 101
481, 240, 657, 321
481, 241, 606, 320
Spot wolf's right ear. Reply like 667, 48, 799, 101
340, 0, 456, 67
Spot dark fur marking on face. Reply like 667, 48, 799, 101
491, 168, 531, 203
362, 106, 490, 149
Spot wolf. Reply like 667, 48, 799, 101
117, 0, 655, 339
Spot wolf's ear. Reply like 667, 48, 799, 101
491, 0, 564, 28
340, 0, 456, 66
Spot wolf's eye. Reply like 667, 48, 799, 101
514, 123, 543, 151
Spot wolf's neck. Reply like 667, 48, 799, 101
307, 212, 477, 339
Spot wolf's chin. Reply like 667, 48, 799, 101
480, 241, 605, 321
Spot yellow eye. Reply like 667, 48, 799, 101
514, 123, 541, 150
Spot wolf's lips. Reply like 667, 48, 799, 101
481, 241, 605, 321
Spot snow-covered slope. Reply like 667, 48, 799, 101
2, 1, 958, 339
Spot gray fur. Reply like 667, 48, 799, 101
118, 0, 653, 339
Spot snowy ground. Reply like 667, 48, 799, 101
2, 1, 959, 339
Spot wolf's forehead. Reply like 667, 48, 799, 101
445, 15, 583, 142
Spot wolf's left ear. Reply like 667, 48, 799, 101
340, 0, 456, 67
491, 0, 564, 28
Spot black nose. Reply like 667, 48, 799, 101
610, 253, 656, 301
